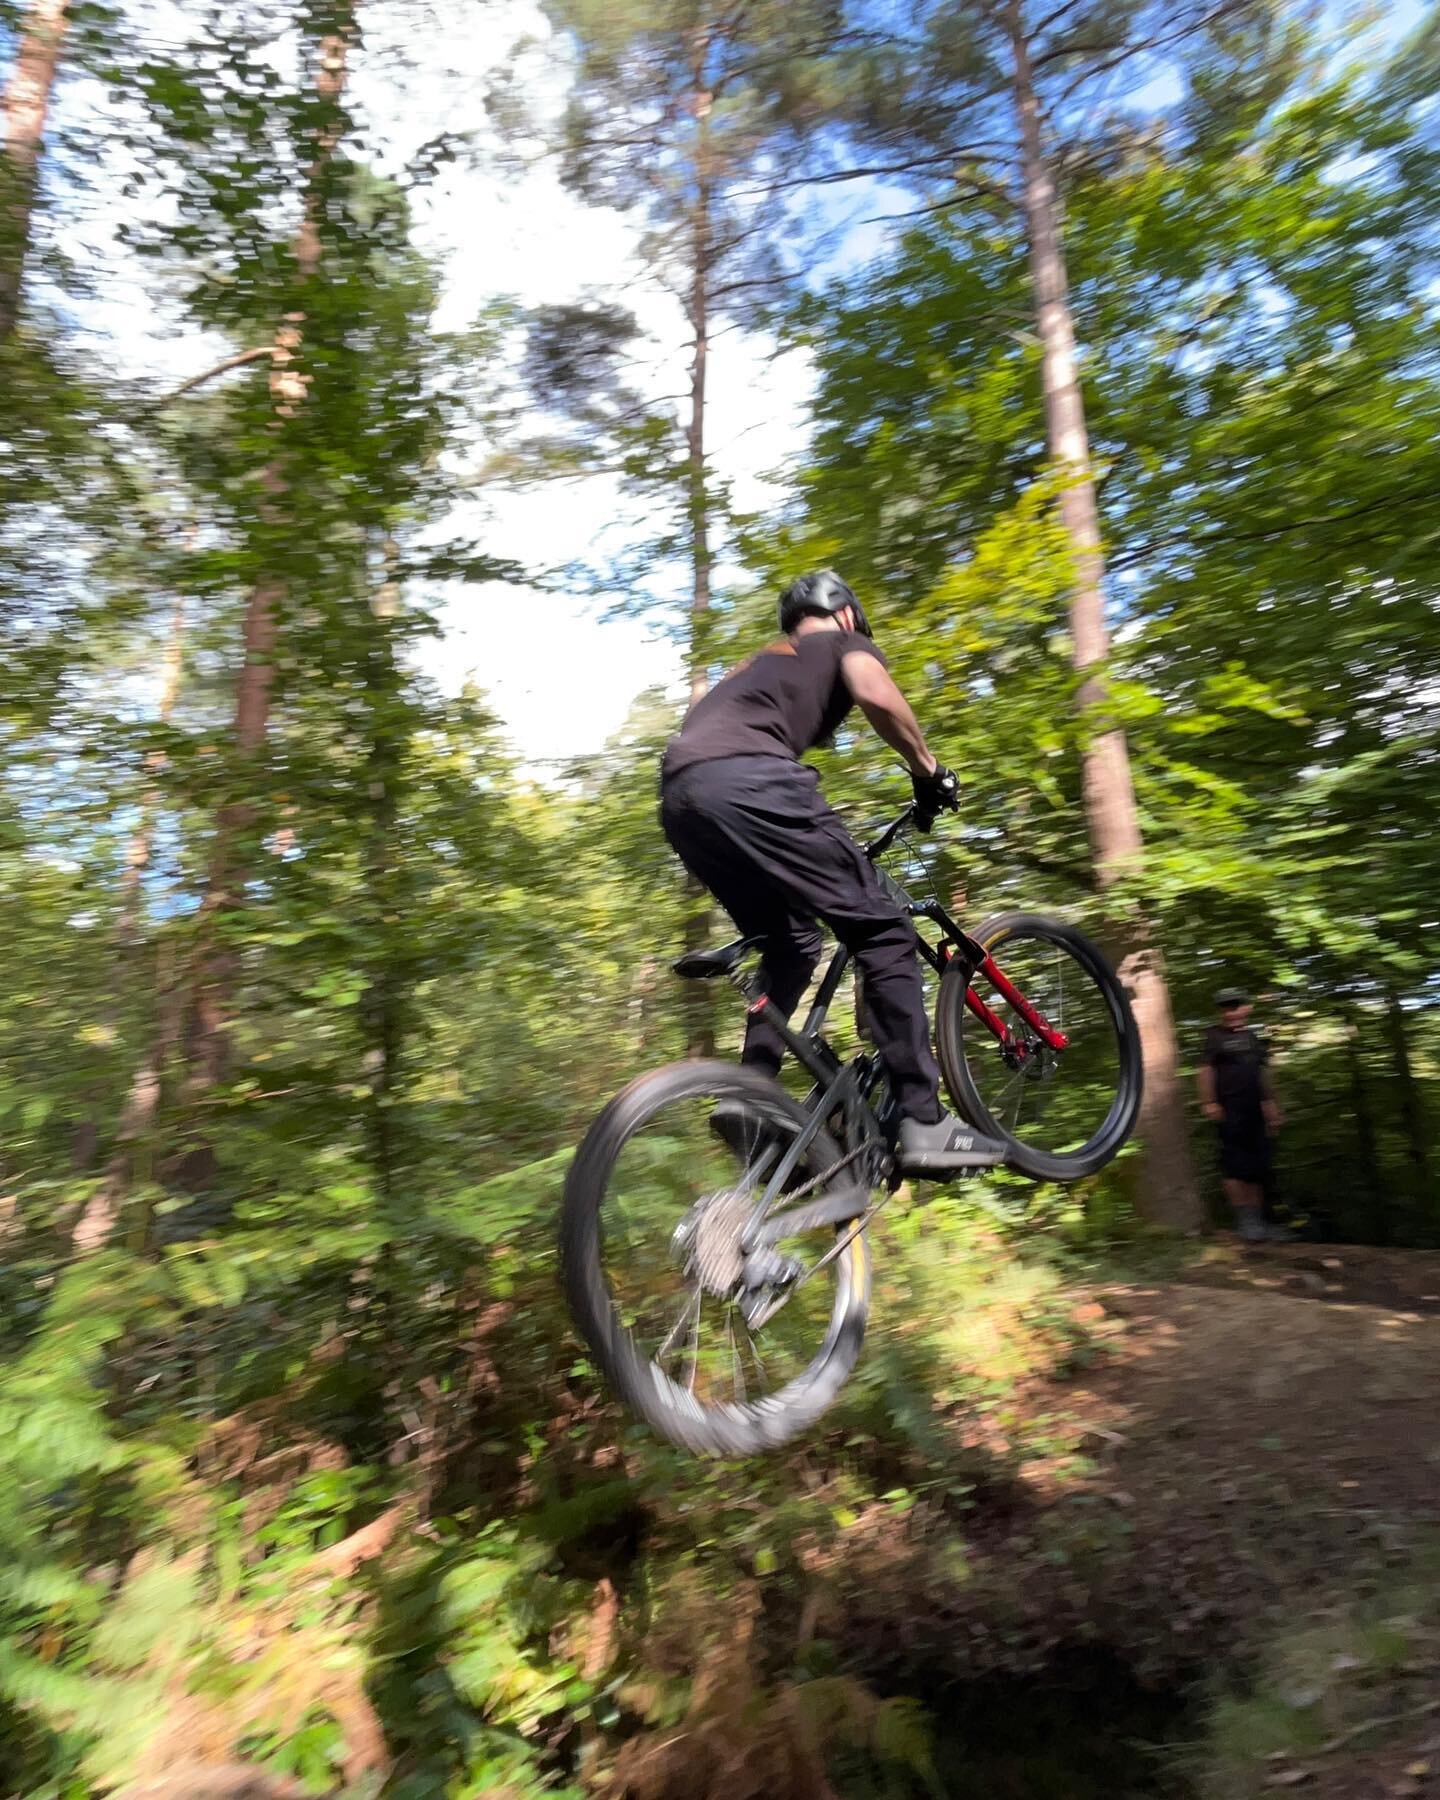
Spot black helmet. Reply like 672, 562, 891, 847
778, 569, 872, 639
1215, 987, 1250, 1009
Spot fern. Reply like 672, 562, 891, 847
90, 1552, 202, 1672
437, 1528, 589, 1734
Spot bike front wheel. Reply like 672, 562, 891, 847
935, 912, 1142, 1182
561, 1060, 870, 1457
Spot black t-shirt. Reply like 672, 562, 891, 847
1202, 1024, 1268, 1110
661, 630, 886, 780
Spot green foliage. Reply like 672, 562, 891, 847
1, 0, 1438, 1794
762, 34, 1440, 1236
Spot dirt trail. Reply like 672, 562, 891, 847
1181, 1240, 1440, 1317
1059, 1241, 1440, 1797
1089, 1243, 1440, 1519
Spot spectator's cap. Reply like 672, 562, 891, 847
1215, 986, 1250, 1009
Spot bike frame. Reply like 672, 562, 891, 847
735, 805, 1068, 1255
752, 804, 1068, 1062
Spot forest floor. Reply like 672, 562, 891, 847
571, 1224, 1440, 1800
63, 1201, 1436, 1799
981, 1237, 1440, 1798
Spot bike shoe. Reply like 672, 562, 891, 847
896, 1112, 1008, 1176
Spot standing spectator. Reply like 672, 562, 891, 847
1199, 988, 1286, 1242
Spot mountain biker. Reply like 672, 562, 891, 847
659, 569, 1008, 1175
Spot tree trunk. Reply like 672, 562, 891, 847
0, 0, 68, 339
121, 592, 190, 943
183, 14, 355, 1104
682, 42, 716, 1058
1009, 6, 1199, 1230
363, 537, 403, 1214
72, 1056, 164, 1254
185, 559, 282, 1094
73, 594, 190, 1252
1383, 985, 1430, 1195
686, 191, 712, 703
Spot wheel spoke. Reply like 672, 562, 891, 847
952, 926, 1128, 1166
741, 1317, 770, 1388
728, 1308, 746, 1403
994, 1068, 1026, 1108
730, 1142, 780, 1198
684, 1295, 701, 1391
657, 1287, 700, 1362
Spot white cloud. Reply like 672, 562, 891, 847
371, 0, 819, 770
49, 0, 820, 770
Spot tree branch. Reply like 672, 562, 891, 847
1030, 0, 1100, 42
728, 149, 967, 202
140, 346, 276, 417
1032, 37, 1128, 73
870, 173, 1022, 225
1049, 0, 1256, 108
1110, 480, 1440, 571
711, 27, 892, 97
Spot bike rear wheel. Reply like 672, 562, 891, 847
935, 912, 1141, 1182
561, 1060, 870, 1457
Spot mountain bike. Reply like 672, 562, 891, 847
560, 800, 1142, 1456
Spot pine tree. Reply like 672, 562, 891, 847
183, 4, 359, 1102
815, 0, 1292, 1226
534, 0, 849, 1048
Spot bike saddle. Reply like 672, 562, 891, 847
672, 936, 763, 979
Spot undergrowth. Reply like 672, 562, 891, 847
1188, 1543, 1440, 1799
0, 1158, 1123, 1798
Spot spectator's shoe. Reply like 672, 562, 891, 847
896, 1112, 1008, 1176
1235, 1207, 1268, 1243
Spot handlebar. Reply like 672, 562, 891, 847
862, 805, 917, 863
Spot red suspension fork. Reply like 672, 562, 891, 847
960, 951, 1070, 1052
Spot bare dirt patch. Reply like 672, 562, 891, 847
1042, 1241, 1440, 1796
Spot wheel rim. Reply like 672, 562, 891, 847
962, 928, 1129, 1161
593, 1081, 860, 1419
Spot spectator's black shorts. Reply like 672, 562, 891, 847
1217, 1109, 1271, 1183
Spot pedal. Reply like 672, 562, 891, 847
895, 1119, 1010, 1176
900, 1148, 1007, 1175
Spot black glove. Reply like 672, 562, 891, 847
912, 763, 960, 831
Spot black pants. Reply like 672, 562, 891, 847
1217, 1103, 1272, 1184
660, 755, 943, 1122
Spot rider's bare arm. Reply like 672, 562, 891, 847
1260, 1059, 1283, 1127
842, 651, 937, 778
1197, 1062, 1223, 1120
